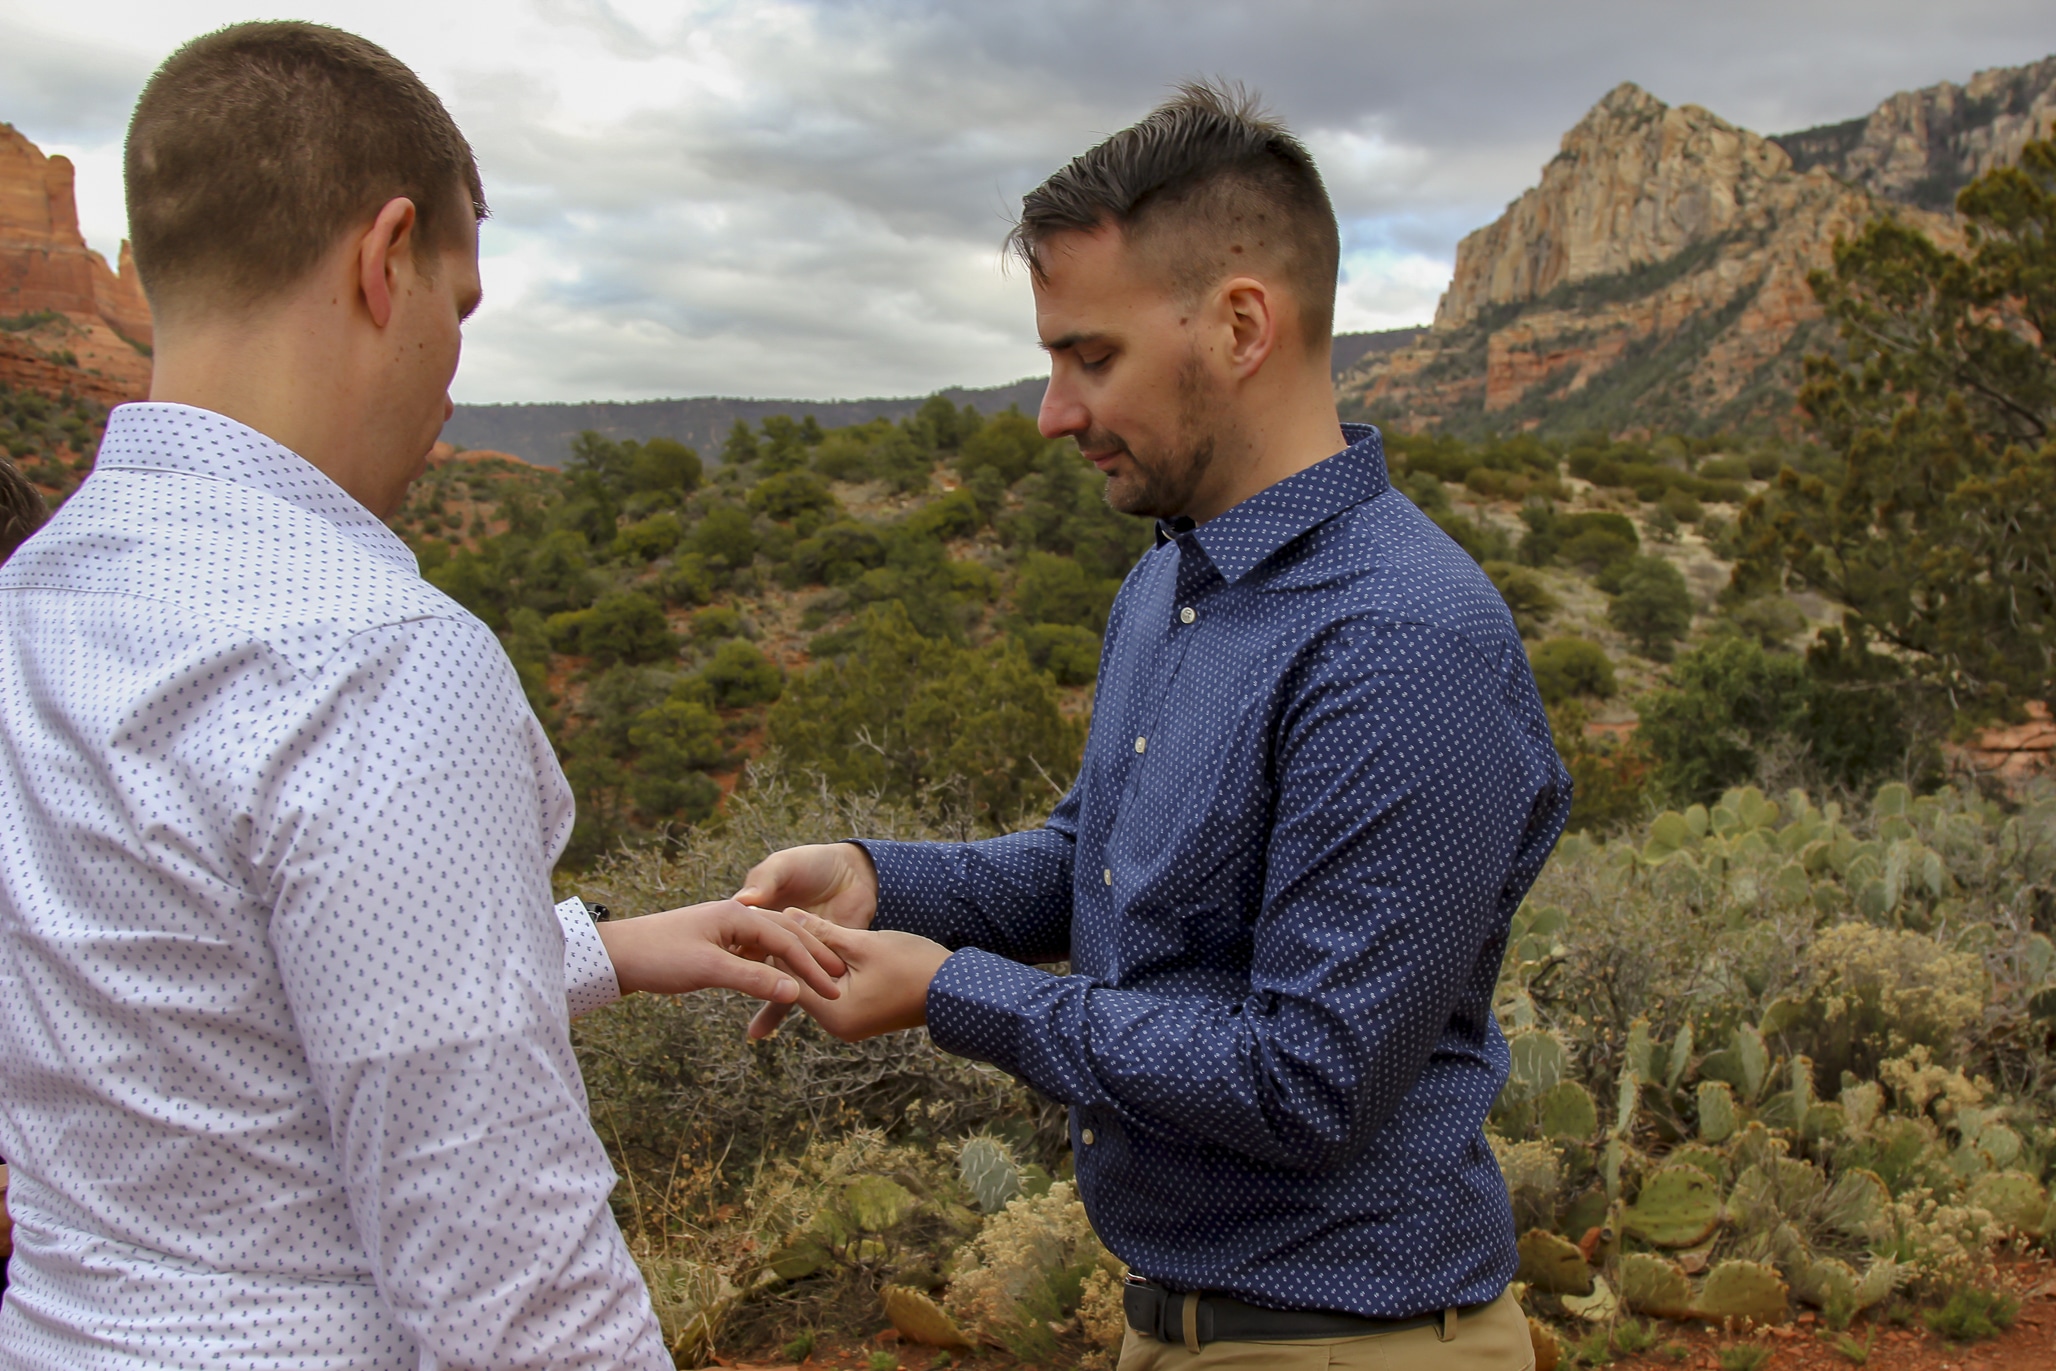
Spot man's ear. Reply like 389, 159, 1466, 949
1220, 276, 1279, 380
357, 197, 419, 330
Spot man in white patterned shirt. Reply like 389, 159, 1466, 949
0, 23, 844, 1370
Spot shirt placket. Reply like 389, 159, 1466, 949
1097, 536, 1223, 903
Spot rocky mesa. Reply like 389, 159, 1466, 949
1, 123, 153, 406
1341, 56, 2054, 437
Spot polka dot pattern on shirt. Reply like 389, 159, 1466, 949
862, 423, 1574, 1320
0, 404, 661, 1370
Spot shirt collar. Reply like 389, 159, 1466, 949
94, 402, 421, 575
1153, 422, 1390, 584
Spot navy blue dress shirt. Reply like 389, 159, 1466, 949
860, 423, 1572, 1319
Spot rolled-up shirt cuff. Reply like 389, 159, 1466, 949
924, 946, 1054, 1077
555, 897, 621, 1018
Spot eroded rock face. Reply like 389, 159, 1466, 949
1341, 56, 2046, 436
0, 122, 152, 401
1775, 55, 2056, 211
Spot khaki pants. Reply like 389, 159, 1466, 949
1116, 1287, 1533, 1371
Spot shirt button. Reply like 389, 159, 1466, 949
1179, 606, 1196, 625
1103, 868, 1112, 886
1134, 736, 1147, 754
1081, 1128, 1096, 1146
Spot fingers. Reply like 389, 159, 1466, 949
718, 908, 844, 1000
707, 952, 801, 1006
755, 906, 847, 979
748, 1000, 793, 1040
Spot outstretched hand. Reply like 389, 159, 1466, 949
735, 843, 878, 1037
749, 914, 951, 1043
595, 899, 846, 1005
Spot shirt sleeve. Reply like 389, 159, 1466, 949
249, 615, 668, 1370
858, 783, 1080, 960
923, 622, 1561, 1174
557, 898, 623, 1018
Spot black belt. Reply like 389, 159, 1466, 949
1123, 1276, 1488, 1352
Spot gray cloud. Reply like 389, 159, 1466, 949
5, 0, 2055, 403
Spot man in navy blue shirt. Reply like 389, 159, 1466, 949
741, 81, 1568, 1370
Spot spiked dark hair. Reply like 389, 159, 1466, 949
1008, 80, 1339, 346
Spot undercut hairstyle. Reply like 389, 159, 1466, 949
125, 22, 487, 314
1008, 80, 1340, 347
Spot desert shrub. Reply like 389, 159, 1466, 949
1018, 622, 1102, 687
1773, 925, 1986, 1082
702, 639, 783, 708
691, 606, 744, 641
1013, 551, 1116, 631
1609, 555, 1694, 660
1485, 561, 1561, 638
1531, 637, 1617, 706
749, 470, 839, 524
1924, 1285, 2019, 1341
772, 604, 1082, 827
691, 501, 760, 568
612, 511, 683, 562
957, 408, 1045, 487
1717, 596, 1809, 651
943, 1182, 1117, 1362
581, 591, 677, 666
1432, 509, 1515, 563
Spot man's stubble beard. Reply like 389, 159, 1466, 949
1098, 350, 1223, 521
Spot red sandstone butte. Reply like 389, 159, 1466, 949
1, 122, 153, 403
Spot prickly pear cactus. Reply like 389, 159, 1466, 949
1537, 1081, 1598, 1141
1966, 1170, 2049, 1237
1790, 1255, 1858, 1312
956, 1135, 1022, 1214
1622, 1165, 1723, 1248
1516, 1228, 1593, 1295
1693, 1259, 1789, 1326
1697, 1080, 1738, 1143
1620, 1252, 1693, 1318
881, 1284, 972, 1350
1818, 1168, 1890, 1240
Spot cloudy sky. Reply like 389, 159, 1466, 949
4, 1, 2053, 404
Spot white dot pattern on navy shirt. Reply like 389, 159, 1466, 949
0, 403, 659, 1370
861, 423, 1574, 1320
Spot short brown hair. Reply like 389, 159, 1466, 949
1008, 80, 1340, 346
125, 22, 486, 313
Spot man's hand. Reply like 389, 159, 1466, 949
754, 916, 951, 1043
736, 843, 879, 1037
735, 842, 878, 929
596, 899, 845, 1004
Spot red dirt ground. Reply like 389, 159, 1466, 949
711, 1260, 2056, 1371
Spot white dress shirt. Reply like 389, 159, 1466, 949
0, 404, 667, 1369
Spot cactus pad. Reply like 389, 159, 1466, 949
1693, 1259, 1789, 1326
1517, 1228, 1593, 1295
1537, 1081, 1598, 1141
1622, 1165, 1723, 1249
1697, 1080, 1738, 1143
1620, 1252, 1694, 1319
957, 1135, 1022, 1214
1819, 1168, 1889, 1239
1790, 1256, 1858, 1312
881, 1284, 973, 1350
843, 1175, 918, 1232
1967, 1170, 2049, 1237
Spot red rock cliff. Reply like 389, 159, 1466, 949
1, 122, 152, 403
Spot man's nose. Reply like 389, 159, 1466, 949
1038, 375, 1087, 441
